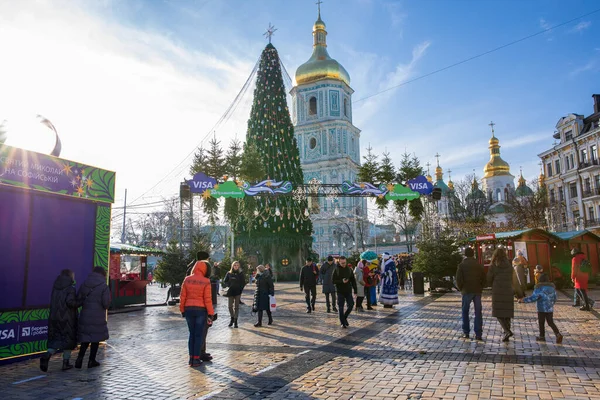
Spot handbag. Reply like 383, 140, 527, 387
220, 285, 231, 297
269, 295, 276, 312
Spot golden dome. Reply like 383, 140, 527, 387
295, 15, 351, 86
448, 180, 454, 190
483, 134, 513, 178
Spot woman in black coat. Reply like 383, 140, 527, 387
253, 265, 274, 327
487, 248, 516, 342
223, 261, 246, 328
40, 269, 79, 372
75, 267, 111, 369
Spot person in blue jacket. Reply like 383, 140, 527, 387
518, 266, 563, 343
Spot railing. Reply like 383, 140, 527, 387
578, 159, 600, 170
584, 218, 600, 228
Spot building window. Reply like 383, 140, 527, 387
589, 207, 595, 222
554, 159, 560, 174
550, 189, 555, 203
595, 176, 600, 192
558, 186, 564, 201
585, 178, 591, 194
343, 98, 348, 117
561, 212, 566, 225
592, 145, 598, 162
570, 183, 578, 198
546, 163, 553, 177
565, 130, 573, 141
309, 137, 317, 149
570, 154, 575, 169
309, 97, 317, 115
496, 188, 502, 202
581, 149, 589, 164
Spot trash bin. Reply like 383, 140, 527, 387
413, 272, 425, 295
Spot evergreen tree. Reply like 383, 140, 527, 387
358, 145, 379, 183
237, 43, 312, 264
190, 147, 206, 175
375, 151, 395, 209
413, 228, 461, 285
154, 240, 187, 285
205, 135, 226, 179
225, 138, 243, 179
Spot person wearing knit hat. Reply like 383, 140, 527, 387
519, 271, 563, 343
379, 252, 399, 308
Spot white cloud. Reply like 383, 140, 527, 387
0, 1, 254, 204
383, 2, 407, 30
351, 41, 431, 125
570, 21, 592, 33
539, 18, 553, 41
569, 60, 597, 77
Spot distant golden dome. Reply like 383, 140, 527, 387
484, 134, 512, 178
295, 14, 351, 86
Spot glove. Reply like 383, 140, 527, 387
300, 287, 303, 291
212, 313, 218, 321
181, 312, 185, 318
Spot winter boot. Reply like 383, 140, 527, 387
74, 356, 83, 369
39, 352, 51, 372
88, 360, 100, 368
234, 319, 238, 328
229, 317, 234, 327
62, 360, 73, 371
268, 315, 273, 325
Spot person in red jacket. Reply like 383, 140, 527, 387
571, 248, 591, 311
180, 261, 214, 367
361, 260, 374, 310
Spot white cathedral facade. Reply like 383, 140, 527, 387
291, 11, 365, 258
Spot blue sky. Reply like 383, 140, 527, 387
1, 0, 599, 211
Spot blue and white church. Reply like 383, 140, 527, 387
291, 10, 365, 257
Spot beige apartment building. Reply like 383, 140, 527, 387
538, 95, 600, 232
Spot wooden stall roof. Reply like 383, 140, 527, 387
550, 230, 600, 242
469, 228, 562, 242
110, 242, 163, 255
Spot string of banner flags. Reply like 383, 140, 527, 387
185, 172, 437, 201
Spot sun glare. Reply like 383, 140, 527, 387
2, 115, 57, 155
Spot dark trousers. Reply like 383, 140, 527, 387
77, 342, 99, 362
365, 288, 372, 308
325, 292, 337, 310
497, 317, 512, 334
537, 312, 560, 337
461, 294, 483, 337
258, 310, 272, 324
201, 323, 210, 356
304, 285, 316, 310
356, 296, 364, 309
576, 288, 590, 308
185, 309, 207, 359
337, 291, 354, 325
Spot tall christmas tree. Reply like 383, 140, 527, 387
237, 42, 313, 269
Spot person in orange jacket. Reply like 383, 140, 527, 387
180, 260, 214, 367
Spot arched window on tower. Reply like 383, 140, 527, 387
309, 97, 317, 116
496, 188, 502, 202
504, 188, 509, 201
343, 98, 348, 117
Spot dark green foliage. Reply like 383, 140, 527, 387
239, 142, 265, 182
375, 151, 395, 209
413, 229, 462, 281
358, 145, 379, 183
225, 138, 243, 179
237, 43, 312, 249
154, 240, 187, 285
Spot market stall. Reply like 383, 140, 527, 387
472, 229, 561, 284
0, 143, 115, 363
109, 243, 162, 309
551, 230, 600, 278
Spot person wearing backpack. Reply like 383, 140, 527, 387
571, 248, 591, 311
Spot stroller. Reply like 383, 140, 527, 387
166, 284, 182, 306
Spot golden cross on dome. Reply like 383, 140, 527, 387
435, 153, 441, 167
425, 162, 431, 174
448, 169, 452, 179
264, 23, 277, 43
489, 121, 496, 136
316, 0, 323, 16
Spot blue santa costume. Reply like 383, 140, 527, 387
379, 252, 399, 307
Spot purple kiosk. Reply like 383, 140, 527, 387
0, 143, 115, 363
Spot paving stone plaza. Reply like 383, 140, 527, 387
2, 284, 599, 400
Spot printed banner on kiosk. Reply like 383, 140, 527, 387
0, 144, 115, 204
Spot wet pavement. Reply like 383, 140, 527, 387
2, 283, 599, 399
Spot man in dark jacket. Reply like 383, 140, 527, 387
300, 258, 319, 313
320, 256, 338, 313
332, 256, 357, 328
456, 248, 486, 340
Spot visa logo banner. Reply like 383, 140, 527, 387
407, 176, 433, 195
0, 321, 48, 347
